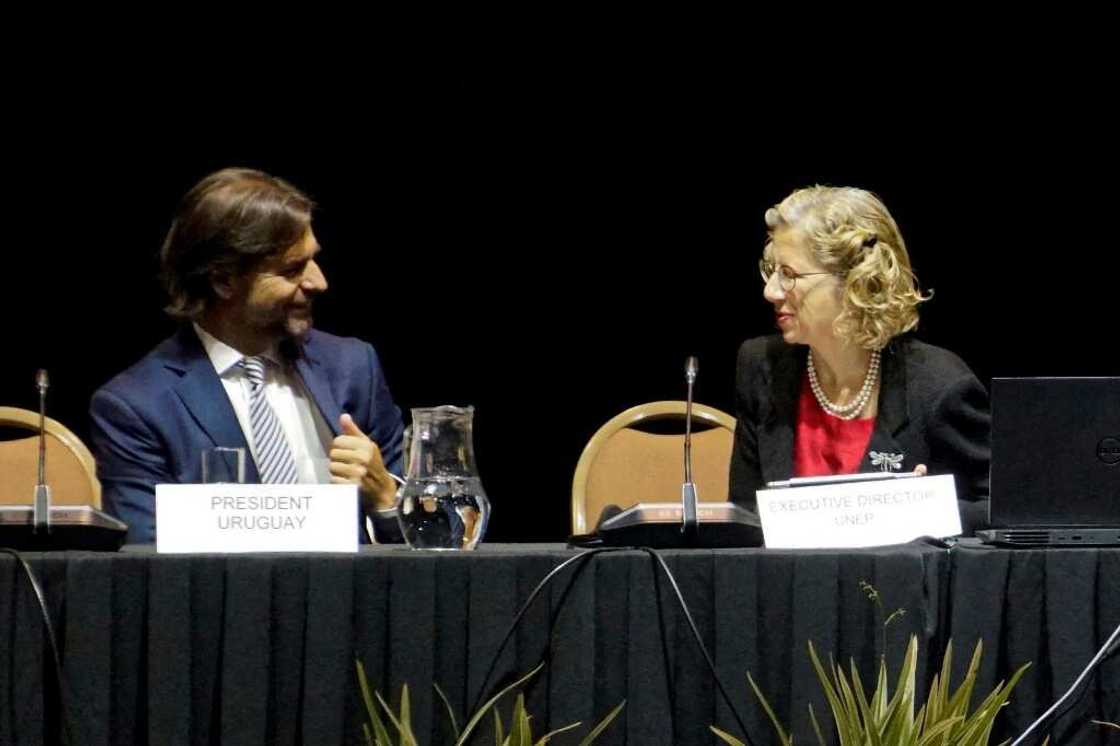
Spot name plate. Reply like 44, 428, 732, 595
156, 484, 359, 553
755, 474, 961, 549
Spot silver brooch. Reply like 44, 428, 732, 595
869, 451, 905, 472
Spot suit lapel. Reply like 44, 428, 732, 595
758, 342, 802, 483
861, 338, 911, 473
289, 334, 342, 438
164, 326, 260, 482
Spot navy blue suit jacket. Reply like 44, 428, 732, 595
89, 326, 405, 544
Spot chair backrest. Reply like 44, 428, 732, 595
0, 406, 102, 508
570, 400, 736, 535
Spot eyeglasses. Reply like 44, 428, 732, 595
759, 259, 837, 292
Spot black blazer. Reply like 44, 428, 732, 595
729, 334, 990, 535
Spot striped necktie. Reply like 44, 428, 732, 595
238, 356, 299, 484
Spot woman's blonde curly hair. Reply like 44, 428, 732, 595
764, 186, 931, 350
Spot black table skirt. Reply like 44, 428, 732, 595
948, 542, 1120, 746
1, 544, 947, 746
0, 542, 1115, 745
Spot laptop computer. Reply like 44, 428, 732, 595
977, 377, 1120, 546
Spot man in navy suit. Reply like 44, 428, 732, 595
90, 168, 404, 544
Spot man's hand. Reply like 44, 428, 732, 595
330, 413, 398, 511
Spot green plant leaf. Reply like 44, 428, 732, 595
873, 655, 890, 723
920, 644, 952, 746
902, 702, 928, 746
709, 725, 747, 746
936, 663, 1026, 746
931, 639, 954, 726
848, 658, 874, 723
846, 659, 882, 746
494, 708, 504, 746
514, 693, 532, 746
576, 700, 626, 746
946, 640, 984, 723
920, 673, 941, 738
457, 662, 545, 746
746, 672, 793, 745
374, 689, 417, 746
434, 683, 461, 742
356, 661, 394, 746
960, 662, 1031, 746
914, 714, 964, 746
535, 720, 582, 744
398, 684, 416, 746
879, 636, 919, 743
808, 643, 855, 746
832, 657, 868, 745
808, 702, 828, 746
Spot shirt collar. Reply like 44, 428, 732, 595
192, 322, 280, 377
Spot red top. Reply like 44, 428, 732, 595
793, 373, 875, 477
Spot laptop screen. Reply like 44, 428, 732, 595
990, 377, 1120, 527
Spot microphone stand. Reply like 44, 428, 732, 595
33, 369, 52, 533
681, 356, 698, 543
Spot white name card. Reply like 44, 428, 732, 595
155, 483, 359, 553
755, 474, 961, 549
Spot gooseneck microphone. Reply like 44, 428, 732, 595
593, 357, 762, 549
681, 356, 699, 539
33, 370, 52, 532
0, 369, 128, 550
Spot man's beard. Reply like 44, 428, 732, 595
251, 304, 314, 345
282, 307, 314, 340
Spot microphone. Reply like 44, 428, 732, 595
33, 370, 52, 532
594, 359, 763, 549
681, 357, 698, 540
0, 370, 128, 551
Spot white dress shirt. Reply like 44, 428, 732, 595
193, 323, 335, 484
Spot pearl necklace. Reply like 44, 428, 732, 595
807, 349, 880, 420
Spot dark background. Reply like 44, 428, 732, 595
4, 66, 1117, 541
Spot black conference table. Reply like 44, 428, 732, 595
0, 541, 1116, 745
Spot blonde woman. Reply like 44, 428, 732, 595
730, 186, 990, 534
